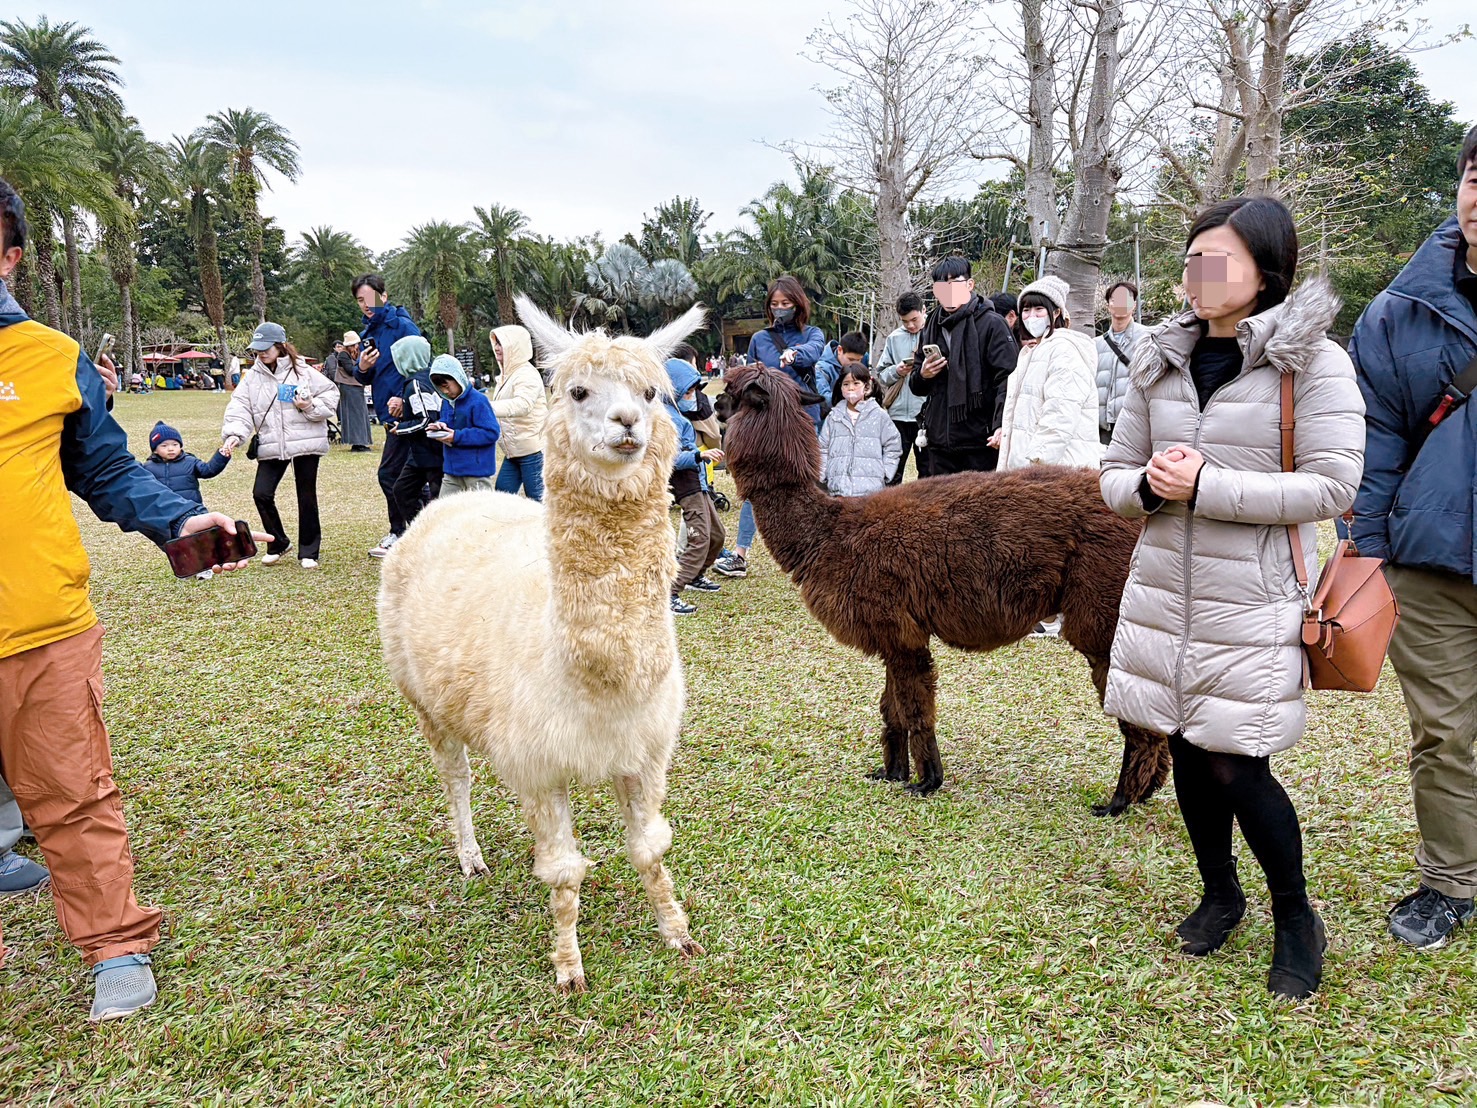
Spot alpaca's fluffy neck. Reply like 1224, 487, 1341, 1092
745, 476, 843, 584
542, 470, 677, 696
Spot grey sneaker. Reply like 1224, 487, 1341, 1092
1388, 885, 1475, 950
90, 954, 157, 1021
685, 576, 722, 592
368, 533, 398, 559
670, 595, 697, 616
713, 554, 747, 578
0, 850, 49, 896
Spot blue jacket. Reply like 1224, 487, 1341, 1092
815, 341, 871, 406
434, 363, 501, 477
354, 303, 422, 421
663, 358, 707, 496
0, 293, 204, 548
749, 323, 827, 431
1350, 217, 1477, 579
142, 449, 230, 506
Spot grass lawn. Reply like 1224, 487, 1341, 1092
2, 388, 1471, 1106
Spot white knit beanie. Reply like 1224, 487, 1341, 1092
1017, 275, 1070, 314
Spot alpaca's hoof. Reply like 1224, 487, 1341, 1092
905, 778, 942, 797
677, 937, 705, 958
459, 853, 490, 877
1091, 794, 1130, 818
557, 974, 587, 995
866, 767, 908, 783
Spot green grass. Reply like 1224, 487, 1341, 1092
1, 389, 1471, 1106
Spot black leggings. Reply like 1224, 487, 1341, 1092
1169, 733, 1306, 899
254, 455, 321, 559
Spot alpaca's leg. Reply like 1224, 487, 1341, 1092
893, 648, 942, 796
424, 721, 489, 877
523, 785, 590, 992
867, 662, 911, 783
1083, 656, 1172, 817
613, 771, 703, 958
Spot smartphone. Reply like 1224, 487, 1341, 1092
426, 427, 453, 441
163, 520, 258, 578
921, 343, 941, 360
96, 332, 115, 361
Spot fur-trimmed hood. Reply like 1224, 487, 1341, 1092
1130, 276, 1343, 391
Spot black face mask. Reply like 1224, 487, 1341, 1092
771, 307, 796, 329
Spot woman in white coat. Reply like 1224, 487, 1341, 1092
488, 325, 548, 501
221, 322, 339, 568
993, 275, 1103, 472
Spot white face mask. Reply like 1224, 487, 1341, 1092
1023, 315, 1050, 338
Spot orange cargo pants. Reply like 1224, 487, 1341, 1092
0, 624, 161, 966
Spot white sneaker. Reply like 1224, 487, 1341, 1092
368, 534, 398, 559
195, 569, 214, 581
261, 553, 287, 566
1030, 616, 1062, 638
300, 558, 319, 570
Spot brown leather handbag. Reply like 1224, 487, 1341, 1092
1281, 373, 1400, 691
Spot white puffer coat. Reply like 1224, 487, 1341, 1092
997, 325, 1103, 471
221, 356, 339, 461
489, 325, 548, 459
1100, 278, 1366, 756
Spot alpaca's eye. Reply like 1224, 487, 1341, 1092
644, 386, 657, 403
570, 386, 588, 402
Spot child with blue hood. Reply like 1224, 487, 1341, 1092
386, 334, 444, 530
426, 354, 501, 495
663, 355, 726, 615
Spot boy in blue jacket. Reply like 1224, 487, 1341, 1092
427, 354, 501, 495
663, 357, 725, 615
141, 421, 230, 506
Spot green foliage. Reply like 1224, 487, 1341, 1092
79, 249, 179, 330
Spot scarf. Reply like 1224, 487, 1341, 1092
920, 293, 994, 424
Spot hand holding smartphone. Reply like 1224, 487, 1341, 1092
164, 520, 259, 579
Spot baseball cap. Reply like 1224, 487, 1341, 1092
248, 322, 287, 351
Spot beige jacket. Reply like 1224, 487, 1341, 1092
998, 326, 1103, 471
489, 325, 547, 459
1100, 278, 1366, 756
221, 356, 340, 461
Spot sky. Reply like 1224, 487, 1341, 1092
36, 0, 1477, 257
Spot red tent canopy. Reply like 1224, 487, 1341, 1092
176, 350, 214, 359
141, 352, 176, 362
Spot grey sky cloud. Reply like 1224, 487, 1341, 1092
33, 0, 1477, 256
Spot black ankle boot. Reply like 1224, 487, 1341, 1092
1268, 894, 1327, 1000
1177, 860, 1247, 956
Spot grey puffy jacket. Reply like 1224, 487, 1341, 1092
1100, 279, 1366, 756
1096, 321, 1147, 432
819, 398, 903, 496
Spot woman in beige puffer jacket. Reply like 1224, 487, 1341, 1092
488, 324, 548, 501
1101, 197, 1365, 1002
221, 325, 339, 566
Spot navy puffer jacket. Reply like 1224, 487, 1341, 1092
1350, 217, 1477, 579
141, 450, 230, 506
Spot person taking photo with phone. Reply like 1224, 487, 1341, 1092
0, 177, 267, 1021
221, 322, 339, 569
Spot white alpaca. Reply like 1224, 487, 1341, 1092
379, 296, 706, 992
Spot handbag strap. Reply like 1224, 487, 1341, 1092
1280, 372, 1310, 594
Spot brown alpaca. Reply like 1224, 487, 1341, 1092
722, 364, 1170, 813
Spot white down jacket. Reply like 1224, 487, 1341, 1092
1100, 278, 1366, 756
997, 325, 1103, 471
221, 357, 340, 462
489, 325, 548, 459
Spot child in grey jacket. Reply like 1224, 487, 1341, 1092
819, 367, 902, 496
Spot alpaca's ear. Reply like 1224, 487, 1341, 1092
795, 388, 824, 406
644, 304, 709, 362
740, 382, 771, 410
514, 295, 575, 360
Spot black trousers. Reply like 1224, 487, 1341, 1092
393, 462, 443, 533
254, 455, 321, 559
377, 433, 412, 534
889, 420, 922, 486
924, 444, 998, 476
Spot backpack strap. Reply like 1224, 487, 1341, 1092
1410, 348, 1477, 459
1103, 332, 1131, 368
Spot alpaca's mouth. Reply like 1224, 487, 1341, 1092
612, 437, 643, 456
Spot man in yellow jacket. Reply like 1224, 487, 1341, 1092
0, 179, 263, 1021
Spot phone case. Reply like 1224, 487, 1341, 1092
164, 521, 258, 578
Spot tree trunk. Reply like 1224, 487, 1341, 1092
62, 209, 84, 339
876, 167, 911, 304
33, 214, 61, 330
1022, 0, 1060, 257
496, 287, 516, 328
118, 282, 135, 378
195, 222, 230, 363
249, 227, 267, 324
1049, 0, 1125, 331
11, 255, 33, 315
1244, 2, 1295, 197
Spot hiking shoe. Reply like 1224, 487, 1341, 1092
368, 534, 398, 559
685, 576, 722, 592
670, 595, 696, 616
1388, 885, 1476, 950
0, 850, 49, 896
713, 554, 747, 578
299, 558, 319, 570
89, 954, 157, 1022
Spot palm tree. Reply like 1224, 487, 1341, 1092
169, 134, 230, 362
92, 116, 168, 378
523, 236, 593, 323
201, 107, 300, 323
639, 259, 699, 321
296, 225, 369, 286
399, 221, 477, 352
471, 203, 531, 326
0, 97, 115, 328
0, 16, 124, 335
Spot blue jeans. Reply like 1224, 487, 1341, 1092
738, 499, 756, 549
495, 452, 544, 501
